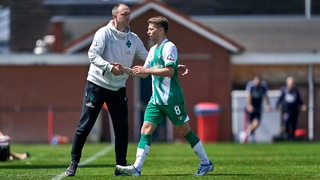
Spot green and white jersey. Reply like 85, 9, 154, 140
143, 39, 185, 105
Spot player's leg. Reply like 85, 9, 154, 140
115, 123, 156, 176
66, 81, 104, 176
248, 112, 260, 134
133, 122, 157, 171
281, 112, 289, 139
176, 123, 211, 164
116, 103, 163, 176
291, 114, 298, 139
105, 87, 129, 167
166, 103, 213, 176
280, 112, 287, 137
243, 112, 253, 143
287, 113, 298, 139
9, 151, 30, 160
245, 112, 260, 143
116, 122, 156, 176
133, 103, 163, 173
174, 123, 213, 175
249, 118, 259, 142
284, 114, 291, 139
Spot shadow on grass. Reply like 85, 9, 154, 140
0, 163, 115, 169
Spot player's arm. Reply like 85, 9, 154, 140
120, 66, 149, 79
276, 90, 284, 110
246, 92, 254, 112
264, 93, 271, 112
264, 93, 271, 106
296, 90, 307, 112
132, 65, 174, 78
263, 83, 271, 111
245, 83, 254, 112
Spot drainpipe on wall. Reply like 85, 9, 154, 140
308, 63, 314, 141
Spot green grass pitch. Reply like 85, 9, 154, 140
0, 142, 319, 179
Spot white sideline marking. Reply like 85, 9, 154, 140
50, 145, 114, 180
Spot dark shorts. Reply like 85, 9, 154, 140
248, 111, 261, 122
0, 140, 10, 161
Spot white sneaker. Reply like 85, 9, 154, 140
194, 161, 214, 176
116, 165, 141, 176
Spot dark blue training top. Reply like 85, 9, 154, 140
245, 80, 269, 112
276, 86, 303, 114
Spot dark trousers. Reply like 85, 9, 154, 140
283, 112, 299, 138
71, 81, 128, 166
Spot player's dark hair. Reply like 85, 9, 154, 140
148, 16, 169, 34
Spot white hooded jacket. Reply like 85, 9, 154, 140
87, 20, 148, 91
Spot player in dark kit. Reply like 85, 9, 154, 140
276, 76, 307, 139
243, 75, 270, 143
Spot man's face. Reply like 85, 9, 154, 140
287, 78, 295, 89
253, 77, 261, 86
147, 23, 161, 42
115, 5, 131, 27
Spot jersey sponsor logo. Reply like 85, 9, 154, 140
166, 54, 175, 61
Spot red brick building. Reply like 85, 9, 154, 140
0, 0, 244, 143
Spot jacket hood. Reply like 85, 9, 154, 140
107, 20, 130, 39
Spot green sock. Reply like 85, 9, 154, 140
138, 134, 152, 149
184, 130, 200, 148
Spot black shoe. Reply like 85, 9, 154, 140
65, 162, 78, 176
114, 168, 128, 176
25, 152, 30, 158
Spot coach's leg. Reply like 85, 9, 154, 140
106, 87, 129, 166
71, 81, 104, 163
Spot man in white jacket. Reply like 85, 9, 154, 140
65, 4, 148, 176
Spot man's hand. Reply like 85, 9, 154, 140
119, 66, 134, 76
178, 64, 188, 76
111, 63, 123, 76
247, 104, 254, 113
132, 66, 149, 75
265, 104, 271, 112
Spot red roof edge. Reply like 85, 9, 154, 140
63, 0, 245, 54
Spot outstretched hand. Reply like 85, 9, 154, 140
265, 104, 271, 112
132, 66, 149, 75
111, 63, 124, 76
178, 64, 188, 76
